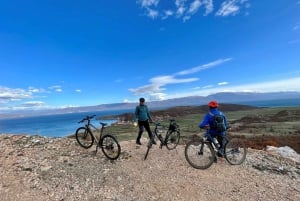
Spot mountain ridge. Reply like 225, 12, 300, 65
1, 92, 300, 118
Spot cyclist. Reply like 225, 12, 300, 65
199, 100, 228, 156
134, 97, 156, 145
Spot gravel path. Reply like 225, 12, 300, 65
0, 134, 299, 201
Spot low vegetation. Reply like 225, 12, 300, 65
103, 104, 300, 153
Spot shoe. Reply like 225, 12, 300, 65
217, 150, 224, 157
136, 141, 142, 145
152, 140, 157, 145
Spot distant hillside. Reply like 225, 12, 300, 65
101, 103, 258, 121
1, 92, 300, 119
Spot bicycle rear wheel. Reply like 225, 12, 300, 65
75, 127, 94, 149
225, 138, 247, 165
166, 130, 180, 150
100, 134, 121, 160
184, 140, 215, 169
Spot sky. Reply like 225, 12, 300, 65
0, 0, 300, 112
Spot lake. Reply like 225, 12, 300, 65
0, 110, 132, 137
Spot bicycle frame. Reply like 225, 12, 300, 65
153, 119, 180, 148
199, 130, 228, 156
84, 121, 106, 144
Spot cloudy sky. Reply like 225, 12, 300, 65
0, 0, 299, 112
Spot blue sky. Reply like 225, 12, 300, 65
0, 0, 300, 112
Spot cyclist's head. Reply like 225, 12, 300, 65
139, 97, 145, 103
208, 100, 219, 108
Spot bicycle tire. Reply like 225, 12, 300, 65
166, 130, 180, 150
75, 127, 94, 149
100, 134, 121, 160
184, 140, 215, 169
225, 138, 247, 165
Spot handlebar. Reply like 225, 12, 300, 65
78, 114, 96, 123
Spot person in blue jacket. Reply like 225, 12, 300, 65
199, 100, 228, 155
134, 97, 156, 145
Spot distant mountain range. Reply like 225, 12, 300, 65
1, 92, 300, 119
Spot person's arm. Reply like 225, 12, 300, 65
134, 106, 139, 121
199, 113, 210, 129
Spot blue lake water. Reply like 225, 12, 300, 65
0, 110, 132, 138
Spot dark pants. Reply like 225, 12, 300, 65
136, 120, 153, 143
208, 132, 226, 152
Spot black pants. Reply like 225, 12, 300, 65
136, 120, 153, 143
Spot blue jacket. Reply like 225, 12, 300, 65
134, 105, 152, 122
199, 108, 227, 136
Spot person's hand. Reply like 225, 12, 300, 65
133, 122, 138, 127
201, 125, 209, 130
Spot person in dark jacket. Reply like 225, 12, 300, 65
199, 100, 228, 155
134, 97, 156, 145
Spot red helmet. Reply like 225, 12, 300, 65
208, 100, 219, 108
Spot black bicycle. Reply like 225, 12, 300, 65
184, 128, 247, 169
75, 115, 121, 160
144, 119, 180, 160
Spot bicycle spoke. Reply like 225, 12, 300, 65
100, 135, 121, 160
166, 130, 180, 150
184, 140, 215, 169
75, 127, 94, 149
225, 138, 247, 165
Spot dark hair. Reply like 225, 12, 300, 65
139, 97, 145, 102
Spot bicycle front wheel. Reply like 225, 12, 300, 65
100, 134, 121, 160
184, 140, 215, 169
166, 130, 180, 150
225, 138, 247, 165
75, 127, 94, 149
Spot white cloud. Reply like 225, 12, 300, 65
146, 8, 159, 19
129, 58, 230, 100
162, 10, 174, 19
216, 0, 240, 16
138, 0, 159, 7
20, 101, 45, 108
202, 84, 214, 89
188, 0, 202, 15
49, 85, 63, 93
175, 58, 232, 75
75, 89, 82, 93
0, 86, 33, 103
137, 0, 248, 21
218, 82, 229, 85
166, 76, 300, 98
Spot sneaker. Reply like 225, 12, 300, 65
136, 141, 142, 145
217, 150, 224, 157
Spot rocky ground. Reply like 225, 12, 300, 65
0, 134, 299, 201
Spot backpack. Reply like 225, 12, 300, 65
209, 112, 226, 132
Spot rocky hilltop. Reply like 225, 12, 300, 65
0, 134, 299, 201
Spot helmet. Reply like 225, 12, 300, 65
139, 97, 145, 102
208, 100, 219, 108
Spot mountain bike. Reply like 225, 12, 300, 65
144, 119, 180, 160
184, 128, 247, 169
75, 115, 121, 160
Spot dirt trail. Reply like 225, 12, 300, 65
0, 134, 299, 201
